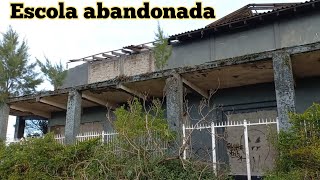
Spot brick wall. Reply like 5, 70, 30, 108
88, 51, 155, 84
88, 59, 121, 84
123, 52, 155, 77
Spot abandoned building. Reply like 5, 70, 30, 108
1, 0, 320, 177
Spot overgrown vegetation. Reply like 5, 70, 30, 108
114, 98, 174, 140
153, 23, 172, 70
265, 103, 320, 179
0, 136, 218, 180
0, 98, 221, 179
36, 56, 67, 90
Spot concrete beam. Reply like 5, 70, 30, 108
8, 42, 320, 104
174, 74, 209, 99
82, 92, 116, 109
273, 51, 295, 129
10, 105, 51, 119
117, 84, 146, 100
37, 97, 67, 110
65, 90, 82, 144
0, 103, 10, 141
166, 74, 184, 150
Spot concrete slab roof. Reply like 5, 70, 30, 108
7, 41, 320, 119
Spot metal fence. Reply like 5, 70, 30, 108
53, 130, 119, 144
56, 130, 168, 156
182, 118, 279, 180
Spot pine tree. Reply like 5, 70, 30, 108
0, 27, 42, 102
153, 22, 172, 70
36, 57, 67, 90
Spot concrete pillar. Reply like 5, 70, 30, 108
65, 90, 82, 144
166, 74, 184, 150
0, 103, 9, 141
14, 116, 25, 139
273, 51, 295, 129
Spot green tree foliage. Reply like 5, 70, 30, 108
0, 27, 42, 102
153, 22, 172, 70
266, 103, 320, 179
36, 57, 67, 90
114, 98, 173, 140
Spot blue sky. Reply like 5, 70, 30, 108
0, 0, 303, 140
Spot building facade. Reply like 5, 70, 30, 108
1, 1, 320, 176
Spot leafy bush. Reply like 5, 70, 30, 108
267, 103, 320, 179
114, 98, 174, 140
0, 135, 220, 180
0, 99, 222, 179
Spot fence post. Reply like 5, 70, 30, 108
182, 124, 187, 160
276, 117, 280, 134
243, 120, 251, 180
101, 131, 105, 144
211, 122, 217, 175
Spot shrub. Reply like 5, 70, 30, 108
268, 103, 320, 179
0, 99, 222, 179
0, 135, 220, 180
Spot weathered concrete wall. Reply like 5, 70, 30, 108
226, 111, 277, 176
279, 13, 320, 48
123, 52, 154, 77
49, 106, 113, 134
295, 77, 320, 113
62, 63, 88, 88
186, 83, 277, 168
167, 12, 320, 69
88, 59, 121, 84
88, 52, 155, 84
186, 77, 320, 174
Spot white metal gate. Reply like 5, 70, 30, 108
182, 118, 279, 180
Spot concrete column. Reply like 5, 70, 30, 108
273, 51, 295, 129
166, 74, 184, 150
0, 103, 10, 141
65, 90, 82, 144
14, 116, 25, 139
